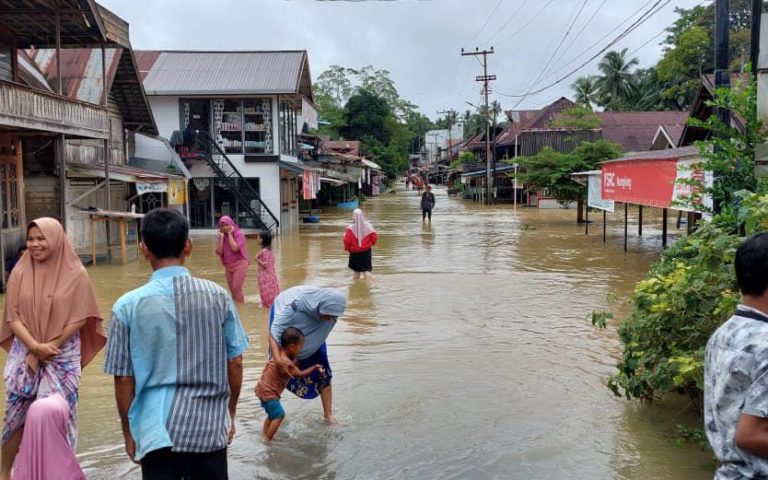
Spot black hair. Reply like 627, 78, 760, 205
735, 232, 768, 296
280, 326, 304, 348
260, 230, 273, 249
141, 208, 189, 259
17, 245, 26, 254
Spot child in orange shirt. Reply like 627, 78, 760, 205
255, 327, 323, 440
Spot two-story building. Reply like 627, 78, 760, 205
0, 0, 180, 280
135, 50, 318, 233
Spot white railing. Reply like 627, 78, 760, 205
0, 80, 109, 139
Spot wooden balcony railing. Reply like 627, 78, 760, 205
0, 80, 109, 139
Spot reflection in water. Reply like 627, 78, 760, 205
0, 186, 713, 479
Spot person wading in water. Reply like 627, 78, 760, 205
421, 185, 436, 222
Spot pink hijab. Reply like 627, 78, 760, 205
12, 394, 86, 480
217, 216, 248, 264
346, 209, 376, 247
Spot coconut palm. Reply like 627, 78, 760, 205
571, 76, 599, 110
490, 100, 503, 127
595, 49, 639, 111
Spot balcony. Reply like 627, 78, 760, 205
0, 80, 109, 139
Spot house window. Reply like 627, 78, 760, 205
279, 100, 298, 157
211, 98, 273, 155
0, 161, 20, 229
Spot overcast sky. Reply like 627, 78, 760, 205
100, 0, 706, 119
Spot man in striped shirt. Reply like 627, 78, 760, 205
104, 209, 248, 479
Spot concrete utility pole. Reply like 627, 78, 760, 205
462, 47, 496, 205
713, 0, 730, 214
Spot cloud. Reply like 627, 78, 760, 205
100, 0, 704, 119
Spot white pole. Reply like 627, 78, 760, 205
513, 163, 518, 214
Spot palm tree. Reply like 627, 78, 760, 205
489, 100, 503, 128
571, 76, 599, 110
595, 48, 639, 111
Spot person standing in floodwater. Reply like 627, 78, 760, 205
0, 218, 106, 480
421, 185, 436, 222
255, 230, 280, 308
344, 209, 378, 280
104, 209, 248, 478
216, 215, 249, 303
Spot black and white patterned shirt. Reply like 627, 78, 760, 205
705, 305, 768, 479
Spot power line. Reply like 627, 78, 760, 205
549, 0, 609, 71
497, 0, 672, 101
535, 0, 658, 84
493, 0, 556, 47
465, 0, 506, 47
478, 0, 532, 46
529, 0, 590, 91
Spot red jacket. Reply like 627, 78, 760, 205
344, 229, 378, 253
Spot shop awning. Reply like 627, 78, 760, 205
68, 162, 185, 183
361, 159, 382, 170
278, 160, 322, 175
461, 164, 517, 178
320, 176, 346, 186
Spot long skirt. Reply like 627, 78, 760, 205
225, 259, 249, 303
348, 249, 373, 273
2, 334, 81, 449
269, 306, 332, 399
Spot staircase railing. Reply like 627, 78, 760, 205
193, 131, 279, 232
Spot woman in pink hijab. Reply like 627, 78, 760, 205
216, 215, 249, 303
343, 209, 378, 280
0, 218, 105, 480
12, 394, 85, 480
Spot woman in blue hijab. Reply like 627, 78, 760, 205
268, 285, 347, 423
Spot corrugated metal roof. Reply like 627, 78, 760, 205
601, 145, 700, 164
139, 51, 310, 97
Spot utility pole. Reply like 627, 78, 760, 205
714, 0, 730, 214
462, 47, 496, 205
750, 0, 762, 78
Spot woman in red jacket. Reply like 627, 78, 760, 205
343, 209, 378, 280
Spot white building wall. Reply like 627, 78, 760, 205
136, 96, 180, 160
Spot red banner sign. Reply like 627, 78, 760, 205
602, 159, 679, 208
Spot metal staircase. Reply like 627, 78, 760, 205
193, 131, 279, 232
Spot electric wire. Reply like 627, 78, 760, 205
497, 0, 672, 102
465, 0, 506, 47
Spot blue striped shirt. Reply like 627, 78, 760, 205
103, 266, 248, 460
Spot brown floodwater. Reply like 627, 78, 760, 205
0, 186, 715, 479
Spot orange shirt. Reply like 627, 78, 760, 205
255, 360, 290, 401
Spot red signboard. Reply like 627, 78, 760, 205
602, 159, 678, 208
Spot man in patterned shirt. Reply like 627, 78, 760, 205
104, 209, 248, 479
705, 232, 768, 479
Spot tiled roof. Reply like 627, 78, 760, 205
596, 111, 689, 152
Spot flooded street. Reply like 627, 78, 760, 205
2, 186, 714, 479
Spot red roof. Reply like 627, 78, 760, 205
596, 111, 689, 153
495, 97, 576, 146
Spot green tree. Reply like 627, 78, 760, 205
627, 67, 671, 111
595, 49, 639, 110
517, 140, 622, 204
551, 106, 602, 129
342, 89, 392, 146
657, 26, 711, 110
571, 76, 599, 110
315, 65, 356, 107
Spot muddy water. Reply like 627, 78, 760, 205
1, 186, 715, 479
